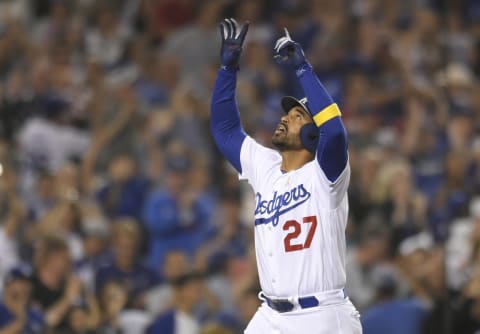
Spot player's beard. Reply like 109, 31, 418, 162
272, 128, 303, 151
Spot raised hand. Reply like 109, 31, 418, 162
273, 28, 307, 69
219, 18, 249, 70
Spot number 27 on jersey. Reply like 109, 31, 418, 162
283, 215, 318, 252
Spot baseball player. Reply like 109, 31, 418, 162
210, 18, 362, 333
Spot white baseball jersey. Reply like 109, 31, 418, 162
240, 136, 350, 298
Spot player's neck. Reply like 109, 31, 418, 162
280, 150, 314, 172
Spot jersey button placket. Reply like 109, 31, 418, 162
264, 221, 277, 288
268, 247, 275, 284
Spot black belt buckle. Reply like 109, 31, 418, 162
265, 296, 294, 313
262, 293, 322, 313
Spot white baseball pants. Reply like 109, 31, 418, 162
244, 298, 362, 334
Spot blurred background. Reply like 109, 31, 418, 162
0, 0, 478, 333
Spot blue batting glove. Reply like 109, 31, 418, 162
219, 18, 249, 70
273, 28, 308, 70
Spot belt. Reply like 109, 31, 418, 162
259, 289, 347, 313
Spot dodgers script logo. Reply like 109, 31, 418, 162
254, 184, 311, 226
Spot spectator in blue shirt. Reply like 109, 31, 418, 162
143, 152, 214, 272
95, 218, 158, 308
361, 266, 429, 334
0, 266, 46, 334
198, 187, 250, 274
96, 154, 151, 221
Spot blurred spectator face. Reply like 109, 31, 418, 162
4, 278, 31, 308
113, 231, 136, 262
82, 218, 109, 258
36, 238, 71, 287
166, 155, 192, 194
83, 234, 106, 258
400, 249, 430, 282
163, 250, 188, 280
448, 116, 473, 151
175, 277, 202, 309
357, 233, 388, 266
101, 281, 128, 317
446, 151, 467, 185
108, 155, 135, 182
43, 248, 71, 279
112, 219, 140, 266
68, 306, 89, 332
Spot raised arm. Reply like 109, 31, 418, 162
211, 67, 246, 173
274, 30, 348, 182
298, 63, 348, 182
210, 19, 249, 173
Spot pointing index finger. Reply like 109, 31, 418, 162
284, 28, 291, 40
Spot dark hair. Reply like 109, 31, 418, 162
35, 235, 69, 266
171, 271, 204, 288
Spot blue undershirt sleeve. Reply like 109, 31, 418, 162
210, 68, 247, 174
296, 63, 348, 182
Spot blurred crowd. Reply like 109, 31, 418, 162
0, 0, 478, 333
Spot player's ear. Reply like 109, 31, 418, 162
300, 123, 318, 153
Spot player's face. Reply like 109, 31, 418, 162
272, 106, 312, 151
